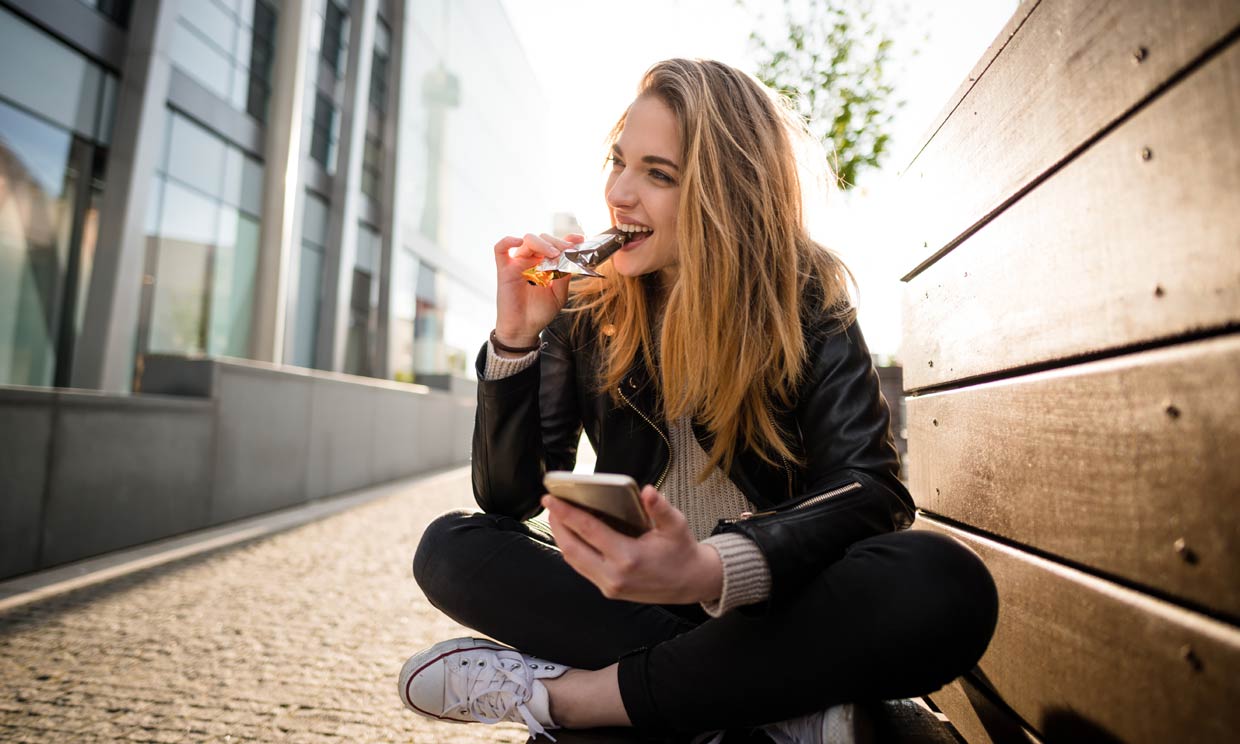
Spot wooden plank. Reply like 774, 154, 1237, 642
907, 334, 1240, 619
898, 0, 1240, 278
928, 675, 1042, 744
915, 516, 1240, 744
905, 1, 1041, 176
901, 35, 1240, 390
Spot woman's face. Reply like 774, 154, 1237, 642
605, 95, 682, 281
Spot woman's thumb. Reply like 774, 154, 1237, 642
641, 485, 671, 528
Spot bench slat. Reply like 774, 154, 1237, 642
908, 333, 1240, 618
915, 516, 1240, 743
928, 674, 1043, 744
902, 34, 1240, 391
900, 0, 1240, 282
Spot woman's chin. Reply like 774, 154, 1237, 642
610, 256, 643, 278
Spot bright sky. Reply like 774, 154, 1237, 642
499, 0, 1018, 360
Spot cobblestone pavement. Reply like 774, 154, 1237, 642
0, 468, 535, 743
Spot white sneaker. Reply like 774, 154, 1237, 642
397, 637, 571, 741
690, 704, 867, 744
762, 703, 870, 744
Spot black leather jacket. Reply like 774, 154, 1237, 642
472, 297, 915, 614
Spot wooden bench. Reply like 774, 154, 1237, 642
897, 0, 1240, 741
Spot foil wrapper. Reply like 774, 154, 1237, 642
522, 228, 629, 287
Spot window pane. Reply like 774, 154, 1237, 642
78, 0, 133, 26
245, 1, 277, 122
321, 0, 348, 75
180, 0, 237, 59
148, 181, 217, 354
169, 21, 232, 101
156, 180, 218, 265
220, 146, 243, 207
240, 155, 264, 216
251, 1, 275, 38
230, 64, 249, 111
165, 112, 226, 197
309, 94, 337, 169
74, 184, 104, 345
355, 223, 380, 273
0, 6, 106, 141
413, 262, 443, 375
291, 243, 323, 368
208, 208, 259, 358
301, 192, 329, 247
374, 18, 390, 54
0, 99, 76, 386
246, 72, 270, 123
96, 72, 118, 146
369, 52, 388, 112
362, 134, 382, 198
389, 247, 416, 382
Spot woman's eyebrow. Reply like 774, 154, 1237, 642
612, 144, 680, 171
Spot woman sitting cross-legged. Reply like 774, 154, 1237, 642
397, 57, 999, 744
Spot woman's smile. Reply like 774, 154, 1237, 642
616, 221, 654, 251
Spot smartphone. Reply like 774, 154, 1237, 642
542, 471, 652, 537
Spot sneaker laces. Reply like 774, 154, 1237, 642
446, 649, 557, 741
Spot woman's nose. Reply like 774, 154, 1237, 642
606, 172, 636, 210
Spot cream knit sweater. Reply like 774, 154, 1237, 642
483, 342, 772, 617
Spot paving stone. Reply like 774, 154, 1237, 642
0, 469, 530, 743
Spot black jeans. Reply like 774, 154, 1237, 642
412, 510, 998, 736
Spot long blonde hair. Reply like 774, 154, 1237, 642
571, 58, 856, 480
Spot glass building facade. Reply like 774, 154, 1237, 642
140, 110, 264, 359
395, 0, 550, 380
0, 5, 116, 388
0, 0, 554, 393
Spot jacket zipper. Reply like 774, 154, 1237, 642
778, 453, 794, 500
722, 480, 863, 525
616, 385, 672, 490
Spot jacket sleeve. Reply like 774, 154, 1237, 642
714, 317, 916, 614
471, 313, 583, 520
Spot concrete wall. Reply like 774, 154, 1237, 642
0, 387, 56, 578
0, 355, 475, 580
43, 391, 215, 567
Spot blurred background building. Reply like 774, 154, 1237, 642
0, 0, 553, 394
0, 0, 554, 579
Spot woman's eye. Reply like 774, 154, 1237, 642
650, 169, 674, 184
608, 156, 625, 169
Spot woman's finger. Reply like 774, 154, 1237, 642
548, 507, 606, 577
493, 235, 524, 257
523, 233, 560, 258
505, 243, 542, 261
546, 495, 626, 555
540, 233, 573, 251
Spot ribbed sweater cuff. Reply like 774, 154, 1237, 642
483, 341, 539, 380
699, 533, 771, 617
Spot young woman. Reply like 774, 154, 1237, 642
399, 59, 998, 743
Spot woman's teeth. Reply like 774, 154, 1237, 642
617, 224, 653, 234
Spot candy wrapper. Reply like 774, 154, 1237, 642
522, 228, 629, 287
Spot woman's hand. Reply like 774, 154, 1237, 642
541, 485, 724, 605
493, 232, 584, 350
